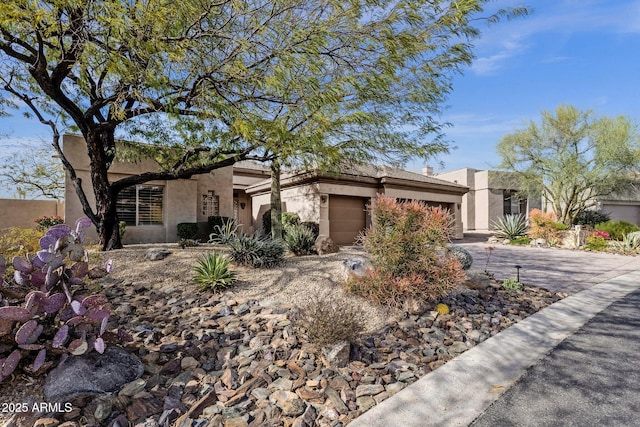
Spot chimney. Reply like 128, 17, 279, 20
422, 166, 434, 176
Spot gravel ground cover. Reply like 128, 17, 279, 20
0, 244, 564, 427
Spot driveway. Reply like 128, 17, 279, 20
455, 239, 640, 294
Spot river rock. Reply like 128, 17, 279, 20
44, 346, 144, 401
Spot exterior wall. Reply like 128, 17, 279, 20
250, 185, 321, 233
601, 201, 640, 225
234, 191, 254, 234
63, 134, 231, 244
439, 168, 541, 232
0, 199, 64, 229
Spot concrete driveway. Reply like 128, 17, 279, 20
455, 240, 640, 294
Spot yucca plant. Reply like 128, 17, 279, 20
193, 252, 237, 291
209, 220, 238, 244
492, 214, 528, 239
611, 231, 640, 254
229, 232, 285, 268
285, 224, 317, 256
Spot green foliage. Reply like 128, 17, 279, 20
208, 217, 236, 239
595, 221, 640, 241
209, 220, 238, 245
118, 221, 127, 241
0, 143, 64, 200
509, 236, 532, 245
497, 105, 640, 224
348, 195, 464, 306
611, 231, 640, 254
585, 234, 609, 251
179, 239, 200, 248
34, 215, 64, 232
229, 233, 285, 268
193, 252, 237, 291
0, 0, 530, 250
0, 219, 127, 382
301, 222, 320, 241
295, 294, 364, 346
502, 277, 523, 291
177, 223, 199, 240
285, 224, 317, 256
492, 214, 528, 239
282, 212, 300, 230
0, 227, 41, 260
447, 245, 473, 270
573, 210, 611, 228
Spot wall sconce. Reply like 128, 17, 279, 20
320, 195, 328, 206
240, 202, 246, 210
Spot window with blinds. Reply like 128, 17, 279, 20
117, 185, 164, 226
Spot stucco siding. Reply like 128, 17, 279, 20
0, 199, 64, 229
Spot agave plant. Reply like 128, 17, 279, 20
492, 214, 528, 240
208, 220, 238, 245
193, 252, 237, 291
611, 231, 640, 254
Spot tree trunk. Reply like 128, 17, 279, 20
84, 129, 123, 251
270, 159, 283, 240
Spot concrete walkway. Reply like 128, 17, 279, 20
349, 246, 640, 427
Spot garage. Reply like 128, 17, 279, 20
602, 203, 640, 226
329, 195, 367, 245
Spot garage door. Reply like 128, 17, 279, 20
329, 196, 367, 245
602, 204, 640, 226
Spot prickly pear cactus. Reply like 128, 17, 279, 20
0, 218, 125, 382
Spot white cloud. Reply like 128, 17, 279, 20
468, 0, 640, 75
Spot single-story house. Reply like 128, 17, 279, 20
243, 165, 469, 243
437, 168, 542, 232
63, 134, 468, 244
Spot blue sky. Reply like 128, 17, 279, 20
1, 0, 639, 196
416, 0, 640, 175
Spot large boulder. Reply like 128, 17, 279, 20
44, 346, 144, 401
314, 236, 339, 255
145, 248, 172, 261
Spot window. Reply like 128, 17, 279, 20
117, 185, 164, 226
202, 190, 220, 217
503, 190, 527, 216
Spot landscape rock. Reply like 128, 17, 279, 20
463, 271, 492, 290
314, 235, 339, 255
341, 258, 369, 280
44, 346, 144, 401
145, 248, 172, 261
321, 341, 351, 368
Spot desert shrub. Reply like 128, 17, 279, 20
209, 220, 238, 244
447, 245, 473, 270
34, 215, 64, 232
177, 223, 199, 240
285, 224, 317, 256
528, 209, 567, 241
193, 252, 237, 291
301, 222, 320, 240
509, 236, 532, 245
0, 227, 42, 260
348, 195, 464, 306
492, 214, 528, 239
611, 231, 640, 254
282, 212, 300, 230
595, 220, 640, 241
229, 232, 285, 268
0, 219, 128, 382
295, 294, 364, 346
502, 276, 523, 291
208, 216, 235, 237
435, 303, 449, 315
585, 233, 609, 251
573, 210, 611, 228
179, 239, 200, 248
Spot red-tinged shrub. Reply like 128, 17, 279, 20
347, 195, 464, 307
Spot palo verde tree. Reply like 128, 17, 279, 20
497, 105, 640, 225
0, 0, 528, 249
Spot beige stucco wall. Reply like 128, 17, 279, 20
0, 199, 64, 229
63, 134, 232, 243
437, 168, 476, 231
